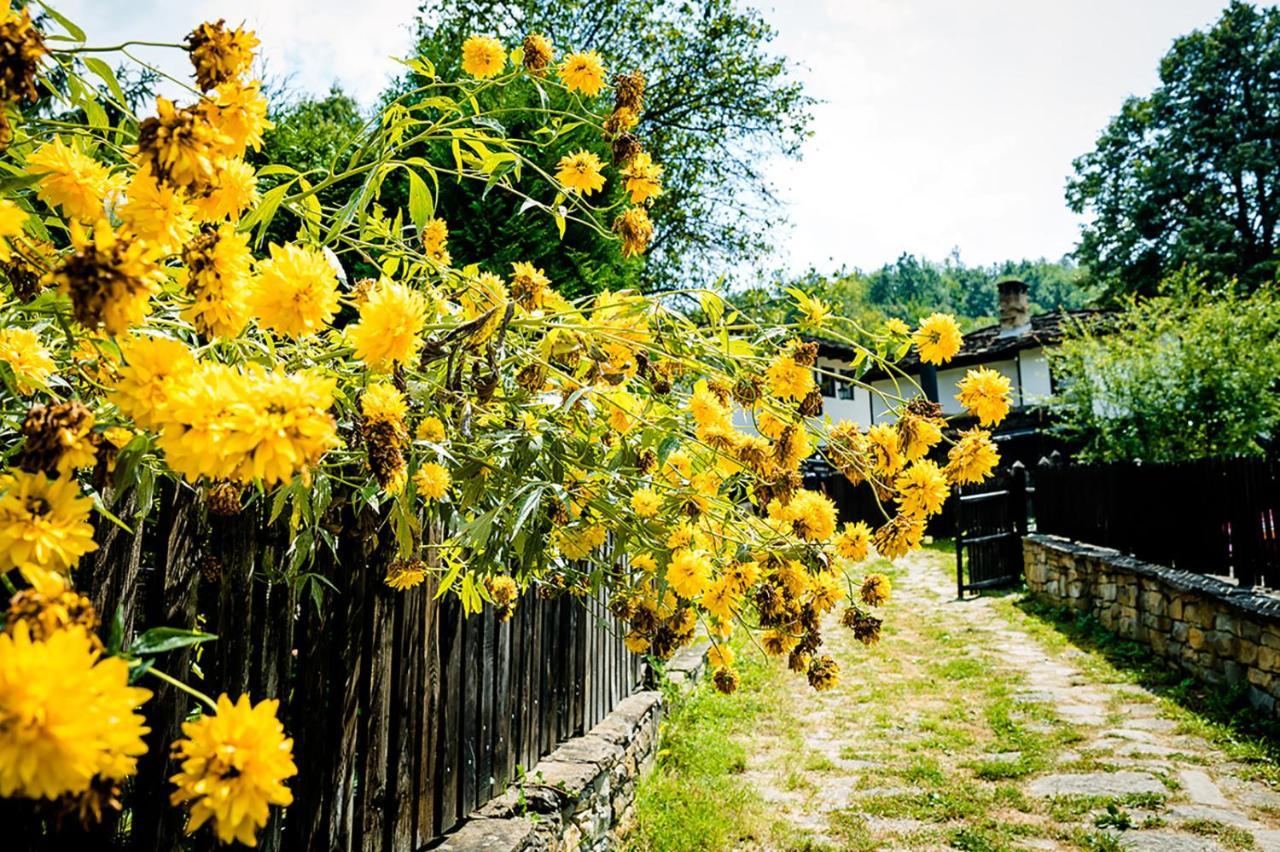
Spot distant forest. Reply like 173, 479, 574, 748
731, 252, 1097, 330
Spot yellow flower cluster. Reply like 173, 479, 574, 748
0, 8, 996, 841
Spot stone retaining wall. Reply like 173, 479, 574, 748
1023, 534, 1280, 716
431, 643, 708, 851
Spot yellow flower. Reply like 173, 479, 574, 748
913, 313, 963, 365
251, 243, 340, 337
556, 150, 606, 195
707, 643, 734, 668
414, 462, 451, 501
361, 381, 408, 427
54, 220, 165, 335
0, 470, 98, 578
509, 260, 551, 311
203, 79, 271, 158
0, 327, 55, 395
945, 428, 1000, 485
0, 6, 46, 105
416, 415, 447, 443
810, 571, 846, 612
186, 19, 258, 90
620, 152, 663, 203
157, 364, 339, 486
786, 489, 837, 542
833, 521, 872, 562
385, 559, 428, 591
872, 513, 925, 560
347, 279, 430, 371
765, 353, 815, 401
613, 207, 653, 257
630, 487, 661, 518
897, 410, 943, 462
631, 553, 657, 574
421, 217, 449, 261
895, 459, 949, 518
461, 35, 506, 78
170, 694, 297, 848
884, 317, 910, 336
459, 271, 509, 348
119, 166, 195, 253
665, 548, 712, 599
26, 137, 115, 221
0, 198, 27, 262
605, 389, 640, 433
860, 573, 892, 606
522, 33, 554, 73
688, 380, 730, 430
702, 576, 741, 621
807, 655, 840, 691
136, 97, 230, 192
111, 334, 198, 430
956, 366, 1012, 426
183, 223, 254, 339
554, 523, 606, 559
559, 51, 606, 96
191, 157, 258, 222
865, 423, 903, 477
0, 624, 150, 800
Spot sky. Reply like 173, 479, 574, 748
59, 0, 1239, 275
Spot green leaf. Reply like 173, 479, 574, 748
407, 168, 433, 232
107, 605, 125, 656
82, 57, 127, 109
36, 2, 85, 41
130, 627, 218, 656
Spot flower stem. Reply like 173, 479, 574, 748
145, 665, 219, 713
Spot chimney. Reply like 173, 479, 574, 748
997, 278, 1030, 332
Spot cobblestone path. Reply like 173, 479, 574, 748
736, 547, 1280, 851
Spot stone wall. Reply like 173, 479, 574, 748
432, 643, 708, 851
1023, 534, 1280, 716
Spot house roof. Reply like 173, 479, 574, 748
821, 308, 1108, 380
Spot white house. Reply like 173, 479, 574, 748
815, 279, 1095, 431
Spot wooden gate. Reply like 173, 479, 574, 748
955, 462, 1030, 596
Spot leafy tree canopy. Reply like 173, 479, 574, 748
1067, 1, 1280, 296
1049, 268, 1280, 463
393, 0, 814, 296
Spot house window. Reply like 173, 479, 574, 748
837, 378, 855, 400
819, 371, 837, 397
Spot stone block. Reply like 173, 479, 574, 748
435, 817, 538, 851
1207, 630, 1236, 658
1261, 627, 1280, 651
1099, 582, 1118, 602
1239, 620, 1262, 643
1139, 590, 1167, 616
1149, 630, 1169, 655
1248, 667, 1273, 689
1223, 660, 1246, 684
1172, 621, 1189, 643
1258, 645, 1280, 673
1169, 597, 1184, 620
1239, 639, 1259, 665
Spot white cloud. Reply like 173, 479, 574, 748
754, 0, 1235, 274
56, 0, 417, 105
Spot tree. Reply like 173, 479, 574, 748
1067, 1, 1280, 295
1049, 269, 1280, 462
397, 0, 814, 294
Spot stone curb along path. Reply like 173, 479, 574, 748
738, 549, 1280, 851
431, 643, 708, 851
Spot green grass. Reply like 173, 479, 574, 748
625, 648, 806, 851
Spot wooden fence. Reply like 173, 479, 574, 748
1033, 457, 1280, 588
11, 482, 645, 851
